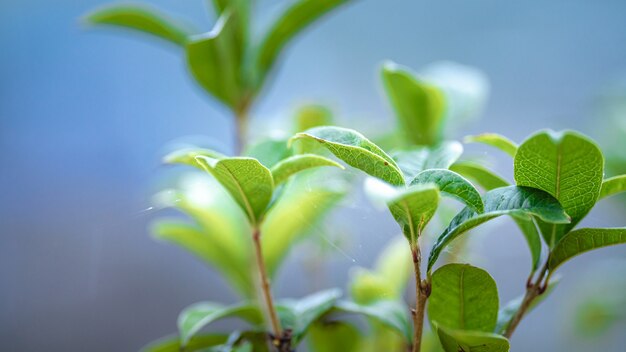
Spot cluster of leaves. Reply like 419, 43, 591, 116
84, 1, 626, 352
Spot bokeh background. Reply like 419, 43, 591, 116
1, 0, 625, 351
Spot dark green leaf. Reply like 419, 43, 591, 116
464, 133, 517, 157
434, 324, 509, 352
256, 0, 351, 85
428, 186, 570, 272
549, 228, 626, 271
271, 154, 343, 185
429, 264, 499, 332
599, 175, 626, 200
195, 156, 274, 226
410, 169, 484, 213
178, 302, 263, 347
392, 141, 463, 181
85, 4, 194, 46
387, 185, 440, 243
514, 130, 604, 246
381, 61, 446, 146
291, 126, 405, 185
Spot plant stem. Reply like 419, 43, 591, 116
503, 262, 550, 338
252, 227, 284, 349
234, 99, 251, 155
411, 242, 429, 352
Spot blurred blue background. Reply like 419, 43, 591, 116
1, 0, 625, 351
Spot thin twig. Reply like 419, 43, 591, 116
411, 242, 429, 352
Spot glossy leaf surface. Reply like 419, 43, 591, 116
291, 126, 405, 185
428, 186, 570, 271
429, 264, 499, 332
276, 289, 342, 341
392, 141, 463, 182
465, 133, 517, 157
514, 130, 604, 246
410, 169, 484, 213
435, 325, 510, 352
195, 156, 273, 225
549, 228, 626, 271
599, 174, 626, 200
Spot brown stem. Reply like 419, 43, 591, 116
252, 228, 283, 348
411, 243, 429, 352
503, 262, 550, 338
234, 108, 248, 156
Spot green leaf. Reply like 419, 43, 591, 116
428, 186, 570, 272
429, 264, 499, 332
195, 156, 274, 226
85, 4, 194, 46
277, 289, 342, 341
294, 104, 334, 132
151, 220, 254, 297
464, 133, 517, 157
599, 174, 626, 200
186, 11, 245, 110
350, 237, 412, 304
381, 61, 446, 146
410, 169, 484, 213
244, 137, 292, 169
387, 185, 440, 243
434, 325, 510, 352
449, 162, 542, 271
291, 126, 405, 185
139, 333, 228, 352
178, 302, 263, 347
256, 0, 351, 85
262, 175, 346, 276
335, 300, 412, 343
548, 228, 626, 271
495, 278, 560, 334
163, 148, 225, 169
308, 321, 361, 352
450, 161, 509, 191
392, 141, 463, 182
514, 130, 604, 246
271, 154, 344, 185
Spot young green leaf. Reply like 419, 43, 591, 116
291, 126, 405, 185
429, 264, 499, 332
294, 104, 334, 132
450, 161, 509, 191
410, 169, 484, 213
195, 156, 274, 226
335, 300, 413, 343
495, 278, 560, 334
270, 154, 344, 185
387, 185, 440, 243
276, 289, 342, 341
392, 141, 463, 181
548, 228, 626, 271
84, 4, 194, 46
186, 11, 244, 110
428, 186, 570, 272
510, 214, 543, 271
599, 175, 626, 200
381, 61, 446, 146
162, 148, 225, 169
244, 137, 292, 169
256, 0, 351, 85
262, 177, 346, 276
139, 333, 228, 352
434, 324, 510, 352
514, 130, 604, 246
151, 220, 254, 297
464, 133, 517, 157
177, 302, 263, 347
